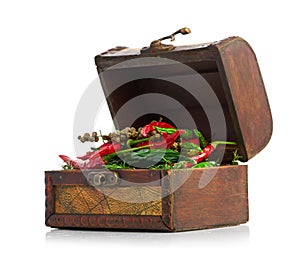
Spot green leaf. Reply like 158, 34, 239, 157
172, 161, 192, 169
193, 129, 207, 148
180, 142, 202, 156
62, 164, 74, 170
153, 126, 177, 134
193, 161, 217, 168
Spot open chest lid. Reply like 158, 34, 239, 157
94, 28, 272, 162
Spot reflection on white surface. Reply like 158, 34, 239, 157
46, 225, 249, 247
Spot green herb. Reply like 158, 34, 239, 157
181, 142, 202, 153
103, 148, 195, 170
232, 150, 242, 165
153, 126, 177, 134
149, 163, 173, 170
103, 163, 132, 170
180, 142, 203, 156
172, 161, 193, 169
193, 161, 217, 168
62, 164, 74, 170
193, 129, 207, 148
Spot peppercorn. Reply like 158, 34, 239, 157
150, 130, 157, 136
152, 133, 161, 141
83, 133, 90, 138
132, 132, 138, 139
120, 134, 127, 141
101, 135, 110, 141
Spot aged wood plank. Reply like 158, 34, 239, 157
45, 173, 54, 220
216, 38, 272, 160
171, 165, 248, 231
96, 48, 218, 71
46, 169, 161, 186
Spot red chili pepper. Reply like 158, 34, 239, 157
178, 129, 186, 135
59, 154, 105, 169
202, 144, 215, 157
135, 141, 150, 147
85, 154, 105, 168
190, 144, 214, 163
150, 131, 180, 149
190, 153, 207, 163
77, 142, 122, 160
190, 142, 237, 164
88, 142, 122, 161
77, 151, 96, 160
134, 131, 180, 150
59, 155, 80, 168
185, 162, 195, 168
141, 122, 175, 137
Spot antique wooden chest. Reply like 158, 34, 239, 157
45, 29, 272, 231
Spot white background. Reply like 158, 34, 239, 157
1, 0, 299, 258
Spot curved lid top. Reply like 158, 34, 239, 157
95, 34, 273, 162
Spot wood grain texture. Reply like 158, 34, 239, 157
46, 169, 161, 186
54, 185, 162, 216
95, 36, 272, 161
161, 170, 175, 230
171, 165, 248, 231
45, 174, 54, 219
45, 166, 248, 231
215, 37, 273, 160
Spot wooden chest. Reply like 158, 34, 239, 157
45, 29, 272, 231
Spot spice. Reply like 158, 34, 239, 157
149, 131, 180, 149
78, 131, 100, 143
77, 142, 122, 160
59, 155, 81, 169
89, 143, 122, 161
191, 141, 237, 164
59, 153, 105, 169
59, 123, 237, 170
141, 122, 175, 137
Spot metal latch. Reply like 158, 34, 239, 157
141, 27, 191, 54
87, 171, 119, 187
